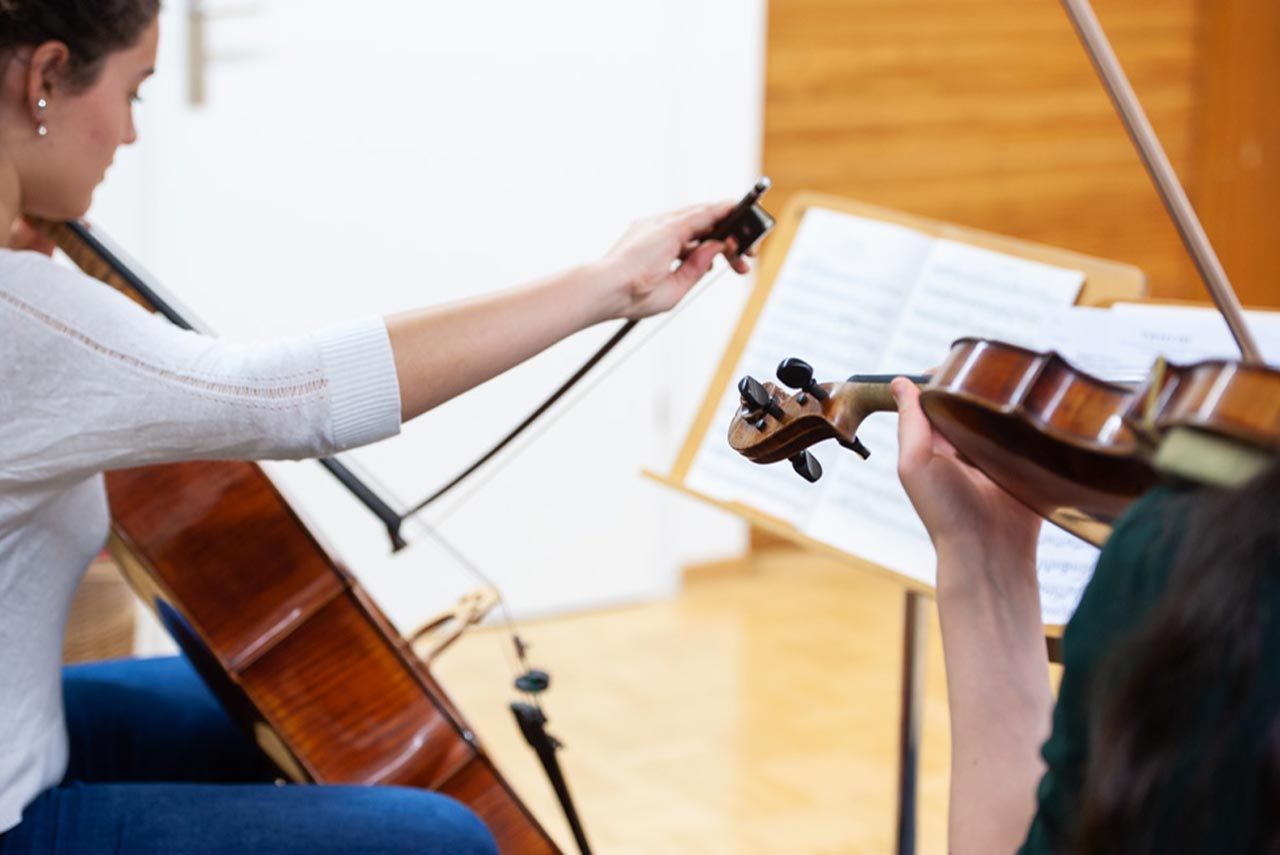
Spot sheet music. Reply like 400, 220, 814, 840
684, 209, 1100, 618
1032, 305, 1145, 382
1032, 303, 1280, 381
684, 208, 934, 525
1036, 526, 1101, 626
803, 238, 1086, 593
1110, 302, 1280, 366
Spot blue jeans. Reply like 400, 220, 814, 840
0, 657, 498, 855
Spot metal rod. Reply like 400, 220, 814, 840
1058, 0, 1263, 364
896, 590, 928, 855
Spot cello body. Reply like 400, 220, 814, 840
107, 461, 559, 854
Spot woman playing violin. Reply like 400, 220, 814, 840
0, 2, 750, 852
890, 377, 1279, 855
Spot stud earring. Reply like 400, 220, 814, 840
37, 98, 47, 110
36, 98, 48, 137
37, 125, 48, 137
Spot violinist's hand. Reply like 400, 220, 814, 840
890, 377, 1041, 592
8, 217, 56, 256
603, 201, 751, 321
892, 376, 1051, 855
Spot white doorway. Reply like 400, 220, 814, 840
91, 0, 766, 638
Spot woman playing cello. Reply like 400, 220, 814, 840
0, 2, 749, 851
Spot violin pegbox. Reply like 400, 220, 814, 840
728, 357, 871, 483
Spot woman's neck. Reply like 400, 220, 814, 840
0, 158, 18, 249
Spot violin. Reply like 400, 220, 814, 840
730, 347, 1280, 546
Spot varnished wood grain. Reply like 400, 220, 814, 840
1193, 0, 1280, 308
106, 460, 560, 855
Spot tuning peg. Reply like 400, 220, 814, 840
789, 450, 822, 482
737, 375, 784, 420
776, 357, 829, 403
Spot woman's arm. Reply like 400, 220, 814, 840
890, 379, 1054, 855
388, 202, 742, 420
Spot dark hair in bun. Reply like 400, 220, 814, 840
0, 0, 160, 91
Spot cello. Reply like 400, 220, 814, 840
36, 217, 565, 855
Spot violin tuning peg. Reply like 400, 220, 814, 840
738, 375, 785, 420
789, 450, 823, 483
776, 357, 813, 390
836, 434, 872, 459
776, 357, 829, 401
738, 375, 770, 411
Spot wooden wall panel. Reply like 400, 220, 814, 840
763, 0, 1206, 303
1193, 0, 1280, 308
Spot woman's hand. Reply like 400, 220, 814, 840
891, 377, 1041, 586
602, 201, 752, 321
8, 217, 57, 256
388, 199, 753, 421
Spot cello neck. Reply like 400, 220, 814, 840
1059, 0, 1263, 365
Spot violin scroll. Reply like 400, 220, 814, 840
729, 358, 916, 478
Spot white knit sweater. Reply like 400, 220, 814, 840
0, 247, 403, 832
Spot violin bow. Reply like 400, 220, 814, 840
1059, 0, 1264, 365
403, 319, 639, 517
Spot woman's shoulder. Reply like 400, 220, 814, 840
1, 245, 103, 292
1059, 482, 1202, 661
0, 246, 110, 313
0, 246, 175, 344
1101, 482, 1200, 571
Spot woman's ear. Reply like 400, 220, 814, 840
23, 41, 71, 123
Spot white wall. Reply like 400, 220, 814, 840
90, 1, 767, 648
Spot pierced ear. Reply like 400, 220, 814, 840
24, 41, 72, 117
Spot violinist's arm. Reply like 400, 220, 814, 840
890, 379, 1053, 855
387, 202, 746, 421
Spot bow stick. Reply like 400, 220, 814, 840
1059, 0, 1263, 364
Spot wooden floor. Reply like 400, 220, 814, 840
434, 550, 957, 855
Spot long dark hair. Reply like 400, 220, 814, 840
1074, 458, 1280, 854
0, 0, 160, 91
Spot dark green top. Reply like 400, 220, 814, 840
1018, 484, 1279, 854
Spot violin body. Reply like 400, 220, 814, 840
1132, 358, 1280, 450
921, 338, 1158, 545
40, 220, 561, 855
